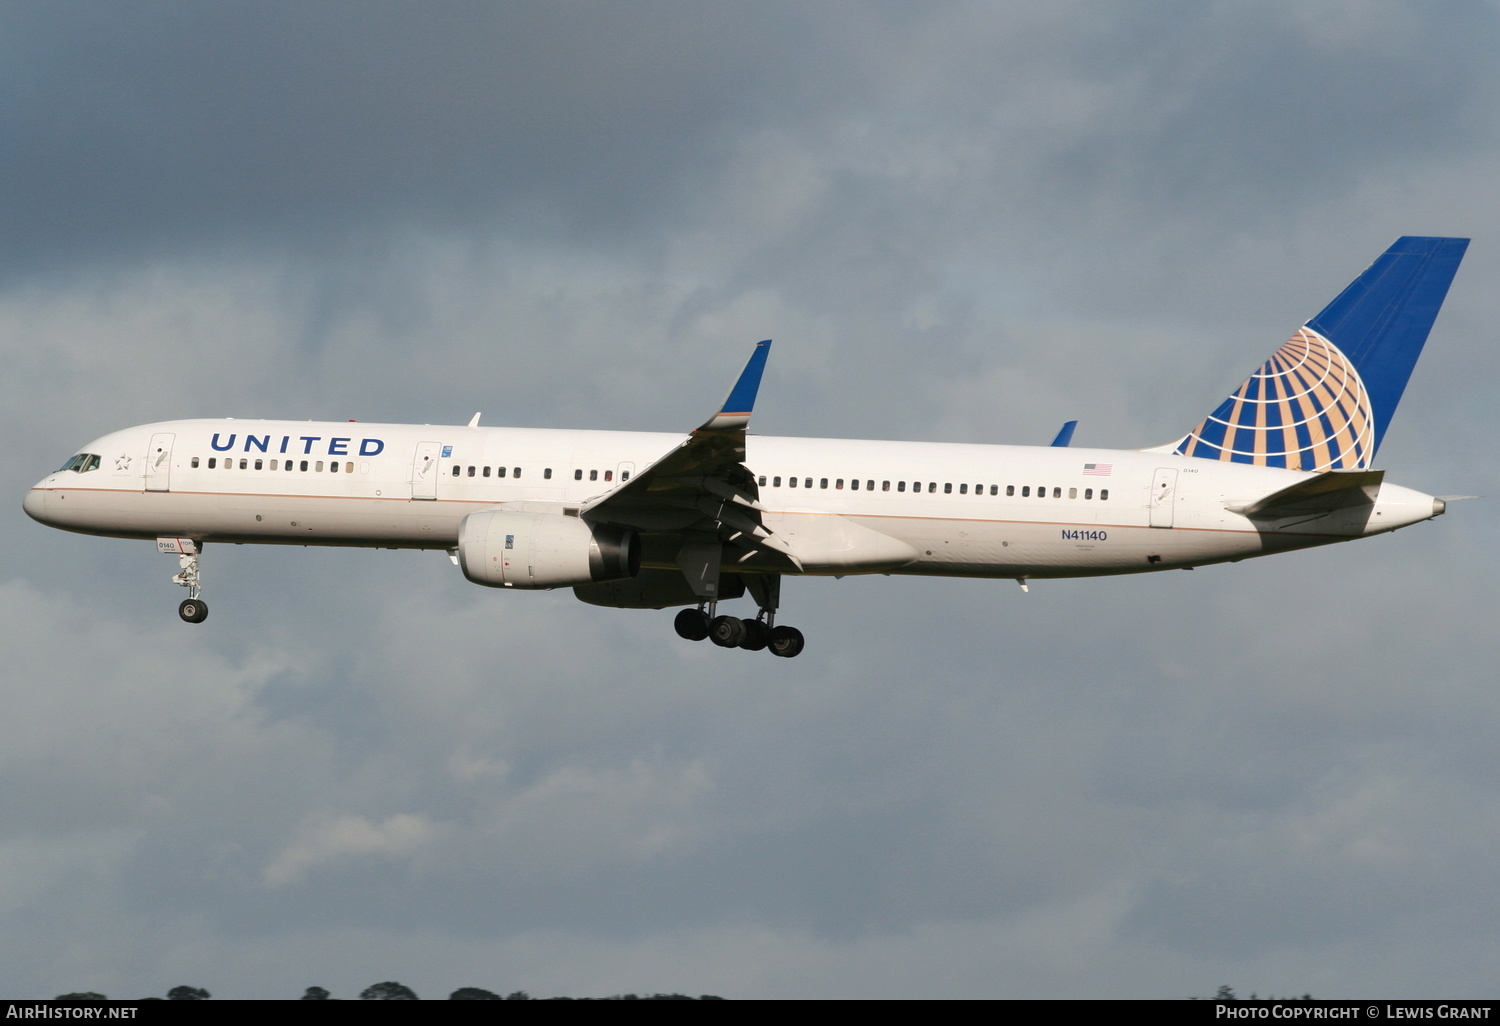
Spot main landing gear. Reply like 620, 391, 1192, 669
672, 574, 804, 657
160, 538, 208, 623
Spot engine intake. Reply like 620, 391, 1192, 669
458, 510, 638, 589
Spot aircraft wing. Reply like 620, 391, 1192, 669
580, 341, 802, 568
1227, 468, 1385, 519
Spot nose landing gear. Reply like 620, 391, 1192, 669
159, 538, 207, 623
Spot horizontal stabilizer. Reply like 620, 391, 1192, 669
1227, 469, 1384, 519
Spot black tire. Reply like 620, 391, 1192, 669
709, 615, 746, 648
179, 599, 208, 624
739, 619, 769, 651
673, 608, 710, 641
768, 625, 804, 658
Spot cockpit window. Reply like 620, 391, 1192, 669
57, 453, 101, 473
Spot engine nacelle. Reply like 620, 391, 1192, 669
458, 510, 638, 589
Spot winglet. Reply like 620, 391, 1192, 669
1050, 421, 1078, 447
698, 340, 771, 432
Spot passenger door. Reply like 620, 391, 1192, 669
145, 432, 175, 492
1149, 467, 1178, 528
412, 441, 441, 500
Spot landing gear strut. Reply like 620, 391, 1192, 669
160, 538, 208, 624
672, 574, 803, 657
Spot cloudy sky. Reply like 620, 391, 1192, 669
4, 1, 1499, 1000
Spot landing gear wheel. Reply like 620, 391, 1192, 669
709, 615, 746, 648
674, 608, 710, 641
768, 625, 804, 658
178, 598, 208, 624
739, 619, 770, 651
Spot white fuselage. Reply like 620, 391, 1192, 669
23, 418, 1443, 581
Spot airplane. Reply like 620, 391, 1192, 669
23, 236, 1468, 658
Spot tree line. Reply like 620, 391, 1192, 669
54, 984, 722, 1000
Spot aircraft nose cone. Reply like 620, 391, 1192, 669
22, 487, 46, 523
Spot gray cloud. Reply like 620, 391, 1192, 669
3, 0, 1499, 1000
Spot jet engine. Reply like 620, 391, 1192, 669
458, 510, 638, 589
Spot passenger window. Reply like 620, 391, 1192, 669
1085, 488, 1092, 499
1022, 486, 1030, 497
836, 479, 844, 490
544, 468, 552, 479
270, 460, 278, 470
468, 466, 476, 477
959, 483, 967, 494
1068, 487, 1077, 499
804, 478, 812, 488
1100, 489, 1109, 500
452, 466, 460, 477
990, 485, 998, 495
191, 457, 200, 469
789, 476, 797, 488
867, 480, 874, 491
883, 481, 890, 491
590, 470, 598, 481
483, 466, 490, 477
758, 475, 767, 486
255, 459, 263, 470
315, 461, 324, 472
497, 466, 506, 478
331, 461, 340, 473
1006, 485, 1014, 496
944, 483, 952, 494
514, 468, 522, 478
207, 458, 216, 469
300, 460, 309, 471
1053, 487, 1061, 498
286, 461, 293, 472
850, 479, 858, 490
604, 470, 612, 482
346, 462, 353, 473
820, 479, 828, 489
1036, 485, 1044, 497
239, 459, 248, 470
928, 482, 936, 493
773, 476, 781, 487
573, 469, 582, 480
897, 481, 905, 492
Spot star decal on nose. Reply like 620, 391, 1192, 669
115, 454, 132, 471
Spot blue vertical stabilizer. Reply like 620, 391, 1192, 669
1174, 237, 1467, 471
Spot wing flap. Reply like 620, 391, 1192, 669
582, 341, 801, 570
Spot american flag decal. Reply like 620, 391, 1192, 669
1082, 463, 1113, 476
